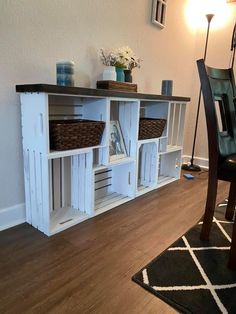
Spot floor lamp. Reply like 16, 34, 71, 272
182, 14, 214, 172
230, 22, 236, 68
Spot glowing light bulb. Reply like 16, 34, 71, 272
185, 0, 231, 31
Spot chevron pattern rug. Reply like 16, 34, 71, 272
132, 200, 236, 313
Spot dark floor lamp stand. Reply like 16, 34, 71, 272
182, 14, 214, 172
231, 22, 236, 68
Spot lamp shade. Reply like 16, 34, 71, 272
203, 0, 227, 15
185, 0, 231, 30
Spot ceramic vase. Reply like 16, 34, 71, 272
124, 69, 132, 83
116, 67, 125, 82
102, 66, 116, 81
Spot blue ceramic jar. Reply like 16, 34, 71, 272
161, 80, 173, 96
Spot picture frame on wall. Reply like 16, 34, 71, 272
152, 0, 167, 29
109, 121, 127, 162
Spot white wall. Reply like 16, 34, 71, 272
183, 3, 236, 165
0, 0, 235, 225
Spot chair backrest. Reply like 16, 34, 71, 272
197, 59, 236, 166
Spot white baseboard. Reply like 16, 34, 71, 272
0, 203, 26, 231
182, 155, 209, 170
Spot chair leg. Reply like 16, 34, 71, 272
200, 176, 218, 241
228, 219, 236, 269
225, 182, 236, 221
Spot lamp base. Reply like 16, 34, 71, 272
181, 163, 201, 172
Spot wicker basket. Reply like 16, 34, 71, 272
49, 119, 105, 151
138, 118, 166, 140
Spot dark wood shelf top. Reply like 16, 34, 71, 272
15, 83, 190, 102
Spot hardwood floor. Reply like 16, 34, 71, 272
0, 172, 229, 314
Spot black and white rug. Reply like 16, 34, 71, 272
132, 200, 236, 314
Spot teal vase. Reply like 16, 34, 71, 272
116, 67, 125, 82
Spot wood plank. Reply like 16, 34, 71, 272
96, 80, 138, 92
0, 173, 229, 313
15, 84, 191, 102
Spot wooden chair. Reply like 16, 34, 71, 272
197, 59, 236, 269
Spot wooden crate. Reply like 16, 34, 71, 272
97, 80, 137, 92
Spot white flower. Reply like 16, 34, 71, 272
100, 48, 116, 66
99, 46, 142, 69
114, 46, 142, 70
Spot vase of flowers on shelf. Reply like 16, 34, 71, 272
118, 46, 142, 83
100, 49, 117, 81
112, 47, 128, 82
99, 46, 142, 83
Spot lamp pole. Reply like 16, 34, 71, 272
231, 22, 236, 68
182, 14, 214, 172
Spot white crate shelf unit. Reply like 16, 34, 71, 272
16, 84, 189, 236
